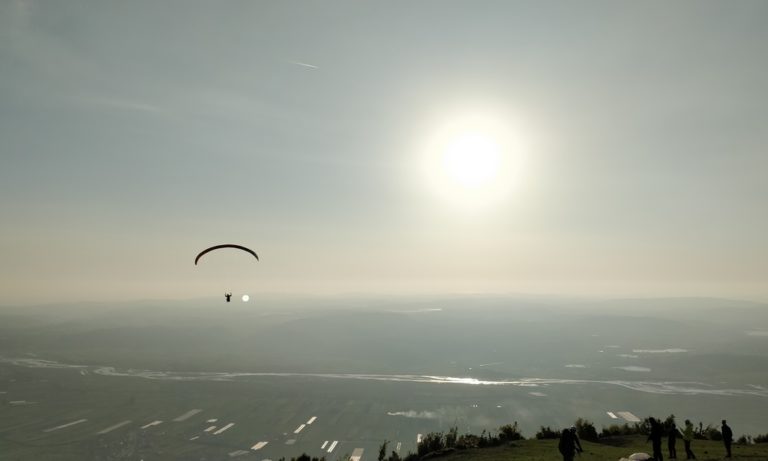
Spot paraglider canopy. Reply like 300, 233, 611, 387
195, 244, 259, 265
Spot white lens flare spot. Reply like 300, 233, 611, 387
241, 294, 250, 302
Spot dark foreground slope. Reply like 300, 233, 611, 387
429, 436, 768, 461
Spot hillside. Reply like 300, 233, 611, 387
422, 436, 768, 461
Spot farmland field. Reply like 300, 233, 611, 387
2, 296, 768, 460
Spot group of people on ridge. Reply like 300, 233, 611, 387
559, 418, 734, 461
647, 418, 733, 460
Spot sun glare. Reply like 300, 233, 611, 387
423, 112, 524, 209
441, 132, 501, 189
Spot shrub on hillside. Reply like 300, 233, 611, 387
754, 433, 768, 444
417, 432, 446, 457
704, 426, 723, 441
477, 429, 496, 447
276, 455, 325, 461
378, 441, 389, 461
535, 426, 560, 439
574, 417, 599, 441
498, 422, 524, 441
600, 423, 642, 437
455, 433, 482, 449
445, 426, 458, 448
736, 435, 752, 445
638, 417, 652, 435
691, 422, 722, 441
455, 430, 502, 449
415, 427, 505, 455
662, 414, 678, 433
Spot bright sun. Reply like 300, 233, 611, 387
441, 132, 501, 189
423, 112, 523, 208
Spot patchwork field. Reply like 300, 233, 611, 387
2, 297, 767, 460
1, 362, 452, 460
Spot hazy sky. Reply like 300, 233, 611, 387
1, 1, 766, 304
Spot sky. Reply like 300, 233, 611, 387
1, 1, 766, 304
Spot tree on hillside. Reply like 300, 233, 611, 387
378, 441, 389, 461
535, 426, 561, 439
574, 417, 598, 441
417, 432, 445, 456
600, 423, 641, 437
445, 426, 458, 448
498, 422, 524, 441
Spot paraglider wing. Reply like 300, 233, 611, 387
194, 244, 259, 265
627, 454, 651, 461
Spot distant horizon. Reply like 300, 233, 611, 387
3, 289, 767, 308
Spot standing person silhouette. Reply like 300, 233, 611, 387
225, 292, 232, 302
647, 417, 664, 461
682, 419, 696, 459
558, 426, 583, 461
721, 420, 733, 458
668, 422, 681, 459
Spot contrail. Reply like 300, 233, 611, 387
288, 60, 319, 69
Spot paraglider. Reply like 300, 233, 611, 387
194, 244, 259, 265
195, 244, 259, 302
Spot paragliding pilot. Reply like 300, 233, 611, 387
647, 417, 664, 461
722, 420, 733, 458
558, 426, 583, 461
225, 292, 232, 302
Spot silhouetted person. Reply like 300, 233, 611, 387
682, 419, 696, 459
721, 420, 733, 458
225, 292, 232, 302
647, 417, 664, 461
668, 422, 681, 459
558, 426, 583, 461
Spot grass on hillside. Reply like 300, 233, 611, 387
428, 436, 768, 461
